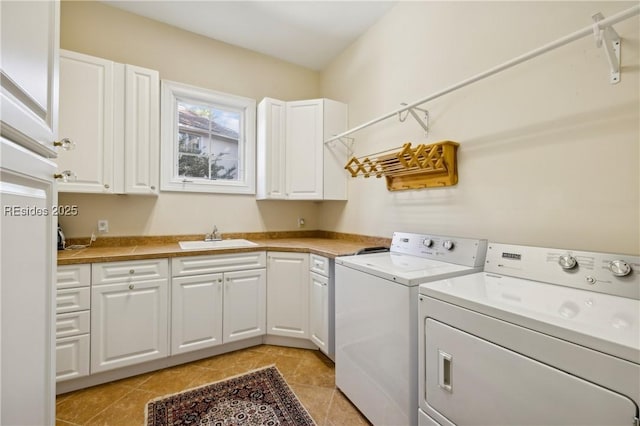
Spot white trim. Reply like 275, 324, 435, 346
160, 80, 256, 194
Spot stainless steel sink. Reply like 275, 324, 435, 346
178, 239, 258, 250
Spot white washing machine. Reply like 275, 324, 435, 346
418, 243, 640, 426
335, 232, 487, 426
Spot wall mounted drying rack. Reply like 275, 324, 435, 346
345, 141, 459, 191
324, 5, 639, 147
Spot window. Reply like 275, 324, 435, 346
161, 80, 256, 194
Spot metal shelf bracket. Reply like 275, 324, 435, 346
399, 103, 429, 137
593, 12, 621, 84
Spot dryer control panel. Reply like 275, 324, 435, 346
485, 243, 640, 299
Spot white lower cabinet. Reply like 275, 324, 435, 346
56, 264, 91, 382
223, 269, 267, 343
170, 253, 267, 355
309, 271, 329, 352
266, 252, 310, 338
91, 259, 169, 373
171, 273, 224, 354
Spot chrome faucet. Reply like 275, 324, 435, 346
205, 225, 222, 241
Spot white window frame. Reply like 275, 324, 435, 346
160, 80, 256, 194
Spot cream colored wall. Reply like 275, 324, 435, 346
58, 1, 322, 237
319, 1, 639, 255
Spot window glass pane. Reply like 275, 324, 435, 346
177, 100, 241, 181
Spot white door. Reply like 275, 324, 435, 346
424, 319, 638, 425
58, 49, 120, 193
266, 252, 309, 338
285, 100, 323, 199
91, 279, 168, 373
124, 64, 159, 195
171, 273, 223, 354
256, 98, 286, 199
309, 271, 328, 353
223, 269, 266, 342
0, 0, 59, 154
1, 138, 57, 425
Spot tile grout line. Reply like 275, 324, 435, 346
80, 386, 137, 425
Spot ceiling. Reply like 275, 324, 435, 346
102, 1, 397, 71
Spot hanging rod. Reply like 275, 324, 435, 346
324, 5, 640, 144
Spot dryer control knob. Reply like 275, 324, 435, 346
608, 260, 632, 277
558, 254, 578, 270
442, 240, 455, 251
422, 238, 433, 248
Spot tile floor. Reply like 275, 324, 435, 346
55, 344, 371, 426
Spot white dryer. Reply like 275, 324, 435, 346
418, 243, 640, 426
335, 232, 487, 426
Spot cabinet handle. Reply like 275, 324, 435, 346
129, 269, 135, 275
218, 278, 222, 282
104, 184, 110, 189
150, 186, 156, 190
53, 170, 76, 182
129, 284, 135, 290
53, 138, 76, 151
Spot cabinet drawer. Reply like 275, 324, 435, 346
56, 334, 90, 382
172, 252, 266, 277
56, 310, 90, 338
56, 264, 91, 289
56, 287, 90, 314
92, 259, 168, 284
310, 254, 330, 277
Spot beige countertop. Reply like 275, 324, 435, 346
57, 232, 390, 265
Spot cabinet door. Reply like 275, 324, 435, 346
124, 64, 160, 195
58, 50, 121, 193
0, 0, 59, 155
171, 274, 223, 355
256, 98, 286, 199
223, 269, 266, 342
1, 138, 57, 425
91, 279, 168, 373
56, 334, 89, 382
285, 100, 323, 199
309, 272, 329, 353
266, 252, 309, 338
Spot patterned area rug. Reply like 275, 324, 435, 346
146, 366, 316, 425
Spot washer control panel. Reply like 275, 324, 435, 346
390, 232, 487, 267
485, 243, 640, 299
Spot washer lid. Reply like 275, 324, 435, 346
336, 252, 479, 286
420, 273, 640, 364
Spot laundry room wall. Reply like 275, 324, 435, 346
320, 1, 640, 254
58, 1, 322, 237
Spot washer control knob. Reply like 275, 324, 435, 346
558, 254, 578, 270
422, 238, 433, 248
442, 240, 455, 251
608, 260, 632, 277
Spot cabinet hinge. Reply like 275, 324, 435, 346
633, 416, 639, 426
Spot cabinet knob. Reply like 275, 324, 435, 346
218, 278, 222, 282
150, 186, 156, 190
53, 170, 77, 182
129, 284, 134, 290
129, 269, 135, 274
53, 138, 76, 151
104, 184, 110, 189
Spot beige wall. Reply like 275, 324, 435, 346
59, 1, 640, 255
58, 1, 322, 237
319, 1, 639, 255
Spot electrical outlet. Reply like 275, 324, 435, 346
97, 219, 109, 233
297, 217, 305, 228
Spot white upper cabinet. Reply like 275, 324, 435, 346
57, 50, 159, 194
257, 97, 348, 201
0, 0, 59, 156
